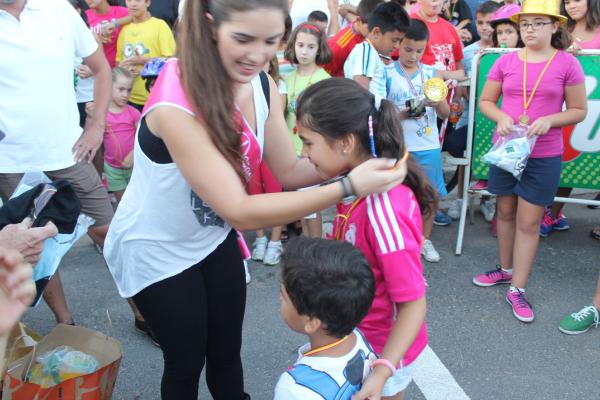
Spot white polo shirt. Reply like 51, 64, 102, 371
0, 0, 98, 173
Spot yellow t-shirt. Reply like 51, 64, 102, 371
116, 17, 176, 105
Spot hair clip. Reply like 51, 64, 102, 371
368, 115, 377, 158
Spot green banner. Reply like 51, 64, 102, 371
471, 52, 600, 189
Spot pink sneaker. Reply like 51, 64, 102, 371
473, 266, 512, 287
470, 180, 488, 190
506, 289, 534, 322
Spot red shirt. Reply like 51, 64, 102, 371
409, 13, 464, 70
323, 23, 365, 77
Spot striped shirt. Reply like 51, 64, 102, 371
330, 185, 427, 366
344, 41, 387, 98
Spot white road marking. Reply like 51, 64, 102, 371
412, 345, 471, 400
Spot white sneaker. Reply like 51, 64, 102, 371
251, 236, 267, 261
480, 198, 496, 223
243, 260, 251, 284
263, 241, 283, 265
421, 239, 440, 263
447, 198, 462, 220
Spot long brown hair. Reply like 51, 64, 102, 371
296, 78, 437, 215
561, 0, 600, 31
178, 0, 288, 179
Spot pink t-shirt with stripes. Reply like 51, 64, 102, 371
331, 184, 427, 366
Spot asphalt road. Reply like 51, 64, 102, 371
20, 193, 600, 400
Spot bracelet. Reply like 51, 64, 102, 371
111, 18, 119, 28
345, 175, 356, 196
340, 177, 352, 198
372, 359, 397, 376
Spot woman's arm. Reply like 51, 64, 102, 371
527, 83, 587, 136
147, 106, 405, 231
479, 79, 514, 136
352, 296, 427, 400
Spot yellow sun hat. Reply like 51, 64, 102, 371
510, 0, 568, 24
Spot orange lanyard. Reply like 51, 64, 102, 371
334, 197, 364, 241
522, 49, 558, 116
303, 335, 349, 356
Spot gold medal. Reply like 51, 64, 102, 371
518, 114, 530, 126
423, 78, 448, 102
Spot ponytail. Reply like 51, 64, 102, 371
178, 0, 288, 180
374, 100, 437, 216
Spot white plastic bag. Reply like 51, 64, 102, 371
482, 125, 537, 179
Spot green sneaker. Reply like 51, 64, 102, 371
559, 305, 599, 335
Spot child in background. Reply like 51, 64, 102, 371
104, 67, 140, 202
296, 78, 435, 399
449, 1, 501, 225
473, 0, 586, 323
344, 2, 410, 97
274, 237, 377, 399
116, 0, 175, 110
251, 58, 286, 266
325, 0, 384, 77
443, 0, 474, 44
386, 19, 448, 263
284, 23, 332, 239
85, 0, 131, 67
491, 4, 525, 48
308, 10, 329, 33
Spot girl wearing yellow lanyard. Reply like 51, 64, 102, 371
475, 0, 587, 324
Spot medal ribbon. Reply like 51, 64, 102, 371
396, 62, 425, 98
334, 197, 364, 241
522, 49, 559, 116
303, 335, 349, 356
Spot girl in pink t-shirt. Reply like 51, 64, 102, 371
474, 6, 587, 323
295, 78, 437, 400
85, 0, 131, 67
104, 67, 140, 202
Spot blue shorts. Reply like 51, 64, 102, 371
488, 156, 562, 206
410, 149, 447, 198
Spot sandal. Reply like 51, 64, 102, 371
591, 226, 600, 240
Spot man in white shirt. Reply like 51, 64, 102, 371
0, 0, 113, 326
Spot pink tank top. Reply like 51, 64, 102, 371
142, 59, 263, 190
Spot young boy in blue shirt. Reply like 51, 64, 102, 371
274, 237, 377, 400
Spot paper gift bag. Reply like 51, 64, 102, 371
2, 324, 122, 400
1, 323, 42, 383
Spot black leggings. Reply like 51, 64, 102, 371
133, 231, 247, 399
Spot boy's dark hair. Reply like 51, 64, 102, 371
477, 1, 501, 16
308, 10, 328, 23
281, 237, 375, 338
284, 23, 332, 65
562, 0, 600, 32
403, 18, 429, 42
296, 78, 437, 216
357, 0, 384, 21
368, 1, 410, 34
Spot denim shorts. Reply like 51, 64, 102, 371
488, 156, 562, 206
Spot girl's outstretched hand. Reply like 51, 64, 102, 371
348, 157, 407, 197
0, 248, 35, 335
496, 114, 514, 136
351, 367, 389, 400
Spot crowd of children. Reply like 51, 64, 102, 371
2, 0, 599, 398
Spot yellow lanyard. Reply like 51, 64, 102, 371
334, 197, 364, 241
520, 49, 558, 125
303, 335, 349, 356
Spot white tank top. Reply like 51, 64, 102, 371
104, 60, 268, 297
